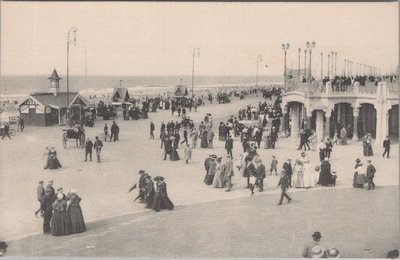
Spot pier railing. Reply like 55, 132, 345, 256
285, 80, 398, 98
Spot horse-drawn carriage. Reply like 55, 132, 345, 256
217, 93, 231, 104
62, 126, 85, 149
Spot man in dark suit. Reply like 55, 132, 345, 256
94, 136, 103, 163
163, 136, 172, 160
366, 160, 376, 190
383, 136, 390, 158
282, 158, 293, 187
150, 121, 155, 139
277, 169, 292, 205
255, 158, 266, 192
144, 175, 155, 208
225, 135, 233, 158
84, 137, 93, 162
244, 156, 256, 193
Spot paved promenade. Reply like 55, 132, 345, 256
0, 94, 398, 244
7, 186, 399, 258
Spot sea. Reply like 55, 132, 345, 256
0, 75, 282, 95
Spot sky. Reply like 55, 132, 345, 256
1, 2, 398, 76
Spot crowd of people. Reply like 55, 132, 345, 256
129, 170, 174, 212
36, 180, 86, 236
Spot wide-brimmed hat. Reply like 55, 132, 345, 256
310, 245, 326, 258
138, 170, 145, 174
326, 248, 339, 258
301, 152, 306, 156
356, 158, 361, 163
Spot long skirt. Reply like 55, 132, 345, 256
50, 210, 69, 236
367, 145, 373, 156
362, 143, 368, 156
68, 206, 86, 234
152, 193, 174, 212
200, 136, 208, 148
204, 173, 215, 185
49, 157, 62, 169
213, 171, 225, 188
303, 166, 314, 188
356, 174, 366, 185
170, 149, 180, 161
295, 173, 304, 188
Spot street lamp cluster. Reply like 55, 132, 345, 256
343, 59, 381, 77
281, 43, 290, 89
66, 27, 77, 124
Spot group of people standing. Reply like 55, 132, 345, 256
203, 154, 235, 191
353, 158, 376, 190
129, 170, 174, 212
36, 180, 86, 236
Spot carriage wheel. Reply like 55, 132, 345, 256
80, 133, 86, 148
9, 129, 16, 136
62, 133, 67, 149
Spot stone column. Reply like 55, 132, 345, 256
315, 110, 324, 142
375, 82, 388, 145
352, 107, 359, 141
290, 105, 299, 139
280, 107, 288, 137
324, 109, 331, 139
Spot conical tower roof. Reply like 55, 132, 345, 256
48, 69, 62, 80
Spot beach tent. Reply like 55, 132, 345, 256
174, 85, 188, 97
112, 88, 130, 102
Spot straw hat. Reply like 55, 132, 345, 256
310, 245, 326, 258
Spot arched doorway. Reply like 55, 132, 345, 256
332, 102, 353, 138
388, 104, 399, 139
286, 101, 305, 137
358, 103, 377, 138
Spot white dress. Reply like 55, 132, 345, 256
300, 156, 314, 188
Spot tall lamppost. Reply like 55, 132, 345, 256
191, 48, 200, 98
282, 43, 290, 90
344, 59, 347, 76
334, 52, 337, 76
304, 49, 307, 78
320, 52, 323, 80
328, 54, 331, 77
66, 27, 77, 124
330, 51, 334, 76
256, 55, 263, 87
298, 48, 301, 82
305, 41, 316, 83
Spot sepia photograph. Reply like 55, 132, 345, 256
0, 1, 399, 258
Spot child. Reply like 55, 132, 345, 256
270, 155, 278, 175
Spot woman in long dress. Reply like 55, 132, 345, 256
300, 152, 314, 188
262, 129, 268, 149
366, 134, 373, 156
200, 130, 208, 148
170, 137, 180, 161
213, 157, 225, 188
354, 162, 366, 188
43, 146, 50, 169
308, 130, 317, 151
152, 177, 174, 212
293, 160, 304, 188
50, 193, 69, 236
204, 157, 217, 185
48, 147, 62, 169
67, 190, 86, 234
